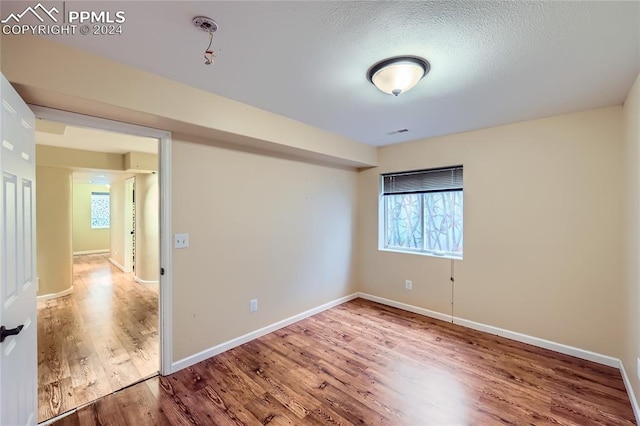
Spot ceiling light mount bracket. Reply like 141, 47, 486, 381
192, 16, 218, 34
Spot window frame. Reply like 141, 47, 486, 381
378, 166, 463, 260
90, 191, 111, 230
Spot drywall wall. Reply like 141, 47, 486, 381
37, 145, 158, 173
1, 34, 377, 168
37, 145, 123, 171
623, 72, 640, 406
72, 183, 110, 253
5, 25, 631, 380
0, 31, 368, 364
357, 106, 625, 358
125, 152, 158, 173
171, 135, 358, 360
135, 173, 159, 282
36, 166, 73, 296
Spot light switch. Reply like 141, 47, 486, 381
174, 233, 189, 249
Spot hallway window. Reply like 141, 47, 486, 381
381, 166, 463, 259
91, 191, 110, 229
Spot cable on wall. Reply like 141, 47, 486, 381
450, 259, 455, 323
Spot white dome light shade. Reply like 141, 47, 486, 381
368, 56, 430, 96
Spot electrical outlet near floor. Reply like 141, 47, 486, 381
250, 299, 258, 313
405, 280, 412, 290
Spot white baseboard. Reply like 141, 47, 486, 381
358, 293, 453, 324
619, 360, 640, 424
37, 286, 73, 301
454, 316, 619, 368
73, 249, 110, 256
134, 276, 159, 285
167, 290, 638, 423
171, 293, 359, 373
108, 257, 126, 273
357, 292, 619, 368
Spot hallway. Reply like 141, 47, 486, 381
37, 254, 159, 423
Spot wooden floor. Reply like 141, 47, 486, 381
38, 254, 159, 423
52, 298, 635, 425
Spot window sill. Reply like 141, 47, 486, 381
378, 247, 462, 261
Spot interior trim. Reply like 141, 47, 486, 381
360, 293, 638, 423
73, 249, 110, 255
108, 257, 126, 273
620, 360, 640, 423
358, 292, 619, 367
169, 291, 638, 424
36, 286, 74, 302
30, 105, 173, 376
134, 277, 159, 285
171, 293, 359, 373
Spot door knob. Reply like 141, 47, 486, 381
0, 325, 23, 342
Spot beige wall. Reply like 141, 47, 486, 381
37, 145, 158, 174
72, 183, 110, 253
357, 106, 625, 358
135, 173, 159, 282
2, 34, 377, 168
36, 166, 73, 296
6, 29, 638, 388
125, 152, 158, 173
37, 145, 123, 171
171, 135, 358, 360
623, 72, 640, 405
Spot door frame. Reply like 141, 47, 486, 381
30, 105, 173, 375
124, 176, 135, 274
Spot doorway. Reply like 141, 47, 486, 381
32, 107, 172, 423
125, 177, 136, 274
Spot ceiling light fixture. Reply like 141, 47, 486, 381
367, 56, 430, 96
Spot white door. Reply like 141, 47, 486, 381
0, 74, 37, 424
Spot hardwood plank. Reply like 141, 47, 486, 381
38, 378, 76, 421
157, 375, 216, 425
244, 392, 299, 426
53, 298, 636, 425
38, 254, 159, 423
111, 377, 171, 426
91, 329, 144, 392
76, 394, 128, 426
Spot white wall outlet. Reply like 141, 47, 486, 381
637, 357, 640, 380
174, 233, 189, 249
250, 299, 258, 313
405, 280, 412, 290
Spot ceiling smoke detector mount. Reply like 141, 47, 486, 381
193, 16, 218, 33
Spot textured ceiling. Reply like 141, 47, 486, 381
6, 1, 640, 146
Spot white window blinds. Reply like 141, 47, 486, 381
382, 166, 463, 195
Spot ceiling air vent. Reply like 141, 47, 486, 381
386, 128, 409, 135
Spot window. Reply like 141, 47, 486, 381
381, 166, 463, 259
91, 192, 110, 229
